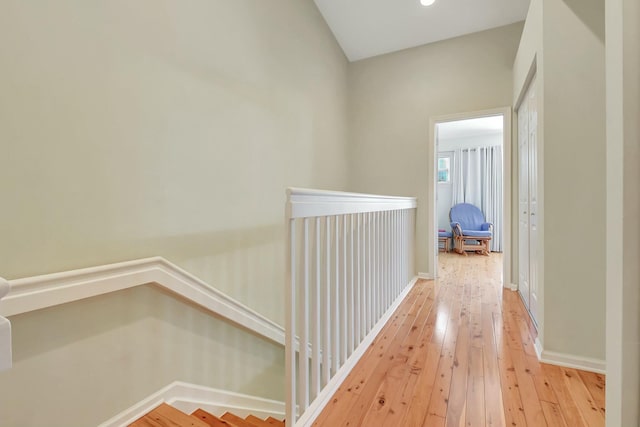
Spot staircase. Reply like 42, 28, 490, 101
129, 403, 285, 427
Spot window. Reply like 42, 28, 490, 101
438, 156, 450, 183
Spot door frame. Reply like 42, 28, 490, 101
428, 107, 513, 287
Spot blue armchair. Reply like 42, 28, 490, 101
449, 203, 493, 256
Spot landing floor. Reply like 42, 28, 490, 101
313, 253, 605, 427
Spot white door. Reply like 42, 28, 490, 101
518, 92, 530, 309
527, 77, 539, 324
517, 75, 539, 325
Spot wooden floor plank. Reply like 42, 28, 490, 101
322, 284, 432, 427
312, 253, 605, 427
540, 401, 569, 427
578, 370, 606, 416
559, 367, 605, 426
543, 364, 588, 427
423, 414, 446, 427
426, 298, 462, 419
312, 285, 424, 426
494, 313, 528, 427
444, 309, 470, 427
481, 309, 506, 427
465, 346, 486, 427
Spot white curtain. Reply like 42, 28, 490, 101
451, 146, 503, 252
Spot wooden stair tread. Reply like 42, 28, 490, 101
221, 412, 261, 427
244, 415, 273, 427
191, 409, 238, 427
264, 417, 285, 426
129, 403, 210, 427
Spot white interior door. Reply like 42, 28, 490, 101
517, 75, 538, 325
518, 94, 530, 310
527, 76, 539, 324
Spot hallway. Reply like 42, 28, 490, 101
313, 253, 605, 426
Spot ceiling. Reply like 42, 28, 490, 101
314, 0, 531, 61
437, 116, 503, 140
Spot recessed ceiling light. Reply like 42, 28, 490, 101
420, 0, 436, 5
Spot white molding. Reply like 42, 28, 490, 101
287, 187, 417, 219
97, 381, 285, 427
508, 283, 518, 291
534, 337, 606, 374
0, 276, 9, 301
294, 277, 418, 427
534, 337, 543, 359
0, 257, 285, 345
418, 272, 434, 280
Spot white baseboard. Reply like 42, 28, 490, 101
534, 337, 606, 374
508, 283, 518, 291
294, 276, 418, 427
98, 381, 285, 427
418, 272, 434, 280
534, 337, 543, 359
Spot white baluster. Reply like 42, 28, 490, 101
342, 214, 348, 365
312, 217, 321, 400
323, 216, 331, 386
367, 212, 373, 332
300, 218, 310, 411
355, 213, 361, 345
333, 215, 340, 375
348, 214, 354, 353
285, 218, 296, 426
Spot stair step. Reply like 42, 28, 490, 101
265, 417, 285, 426
244, 415, 274, 427
129, 403, 210, 427
191, 408, 238, 427
221, 412, 261, 427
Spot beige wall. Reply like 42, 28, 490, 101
606, 0, 640, 424
513, 0, 606, 362
347, 23, 523, 276
0, 0, 347, 423
0, 286, 284, 426
0, 0, 349, 325
542, 0, 606, 361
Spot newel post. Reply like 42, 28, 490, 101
0, 276, 12, 371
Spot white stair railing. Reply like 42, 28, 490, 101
285, 188, 417, 426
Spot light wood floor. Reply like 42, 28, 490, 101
313, 253, 605, 427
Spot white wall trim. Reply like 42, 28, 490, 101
97, 381, 285, 427
534, 337, 606, 374
418, 272, 434, 280
534, 336, 543, 359
294, 277, 417, 427
509, 283, 518, 291
0, 257, 284, 345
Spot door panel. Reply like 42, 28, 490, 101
518, 98, 530, 309
527, 76, 539, 324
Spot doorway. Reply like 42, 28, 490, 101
428, 108, 512, 286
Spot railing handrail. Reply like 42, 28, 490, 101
285, 187, 417, 426
287, 187, 417, 219
0, 257, 284, 345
